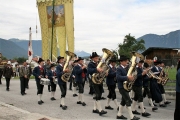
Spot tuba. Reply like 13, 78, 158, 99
61, 51, 76, 82
123, 52, 144, 91
92, 48, 114, 84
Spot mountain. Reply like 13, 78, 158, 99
75, 50, 91, 57
0, 38, 27, 59
137, 30, 180, 49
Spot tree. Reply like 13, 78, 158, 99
114, 34, 146, 58
13, 57, 27, 64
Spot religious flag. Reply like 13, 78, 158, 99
28, 27, 33, 63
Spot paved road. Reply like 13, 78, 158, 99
0, 79, 175, 120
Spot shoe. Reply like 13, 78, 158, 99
92, 109, 99, 113
51, 97, 56, 100
62, 106, 67, 110
6, 88, 9, 91
116, 115, 127, 119
164, 101, 171, 104
77, 101, 82, 104
142, 112, 151, 117
60, 104, 62, 107
40, 100, 44, 103
159, 104, 166, 107
105, 106, 114, 110
48, 90, 51, 92
93, 97, 96, 99
132, 110, 140, 115
117, 107, 119, 111
73, 94, 78, 97
82, 102, 86, 106
153, 103, 157, 106
99, 110, 107, 116
24, 93, 27, 95
38, 101, 42, 105
131, 116, 140, 120
21, 93, 25, 96
101, 97, 106, 100
138, 106, 146, 109
152, 107, 158, 111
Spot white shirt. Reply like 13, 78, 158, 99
121, 65, 126, 69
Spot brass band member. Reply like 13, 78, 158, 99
56, 56, 69, 110
105, 56, 119, 110
158, 60, 171, 104
47, 64, 57, 100
116, 55, 139, 120
19, 61, 30, 95
33, 58, 45, 105
44, 59, 51, 92
150, 60, 166, 107
71, 60, 78, 97
74, 57, 87, 106
142, 62, 158, 111
131, 60, 151, 117
87, 52, 107, 116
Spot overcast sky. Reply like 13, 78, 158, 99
0, 0, 180, 54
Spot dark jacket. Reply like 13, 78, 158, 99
106, 65, 116, 85
33, 66, 45, 82
176, 68, 180, 93
47, 70, 56, 82
87, 61, 97, 76
116, 65, 128, 89
56, 64, 66, 85
133, 67, 143, 86
143, 75, 150, 87
74, 65, 84, 83
3, 66, 13, 78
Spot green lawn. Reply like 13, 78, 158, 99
166, 68, 176, 80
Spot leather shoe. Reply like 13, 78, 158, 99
62, 106, 67, 110
152, 107, 158, 111
60, 104, 62, 107
164, 101, 171, 104
116, 115, 127, 119
92, 109, 99, 113
51, 97, 56, 100
142, 112, 151, 117
105, 106, 113, 110
77, 101, 82, 104
40, 100, 44, 103
138, 106, 146, 109
159, 104, 166, 107
99, 110, 107, 116
38, 101, 42, 105
132, 110, 140, 115
73, 94, 78, 97
101, 97, 106, 100
82, 102, 86, 106
131, 116, 140, 120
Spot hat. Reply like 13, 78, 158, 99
118, 55, 129, 61
139, 60, 144, 63
38, 58, 44, 63
57, 56, 64, 63
143, 62, 149, 68
50, 64, 55, 68
73, 60, 78, 63
109, 55, 117, 62
7, 61, 11, 64
77, 57, 84, 62
154, 60, 161, 64
90, 52, 99, 59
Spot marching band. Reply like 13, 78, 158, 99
1, 49, 173, 120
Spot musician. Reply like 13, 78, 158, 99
3, 61, 13, 91
19, 62, 30, 95
158, 60, 171, 105
56, 56, 69, 110
150, 60, 166, 107
47, 64, 57, 100
131, 60, 151, 117
26, 60, 32, 89
116, 55, 139, 120
87, 52, 107, 116
105, 56, 118, 110
174, 60, 180, 120
142, 62, 158, 111
71, 60, 78, 97
44, 59, 51, 92
74, 57, 87, 106
33, 58, 46, 105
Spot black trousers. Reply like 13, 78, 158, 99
72, 78, 77, 87
77, 82, 84, 93
26, 78, 29, 88
132, 86, 143, 102
158, 84, 165, 94
119, 88, 132, 106
20, 77, 26, 94
174, 92, 180, 120
36, 80, 44, 95
93, 83, 103, 100
143, 86, 152, 98
5, 78, 10, 89
0, 73, 2, 84
89, 79, 95, 94
107, 84, 116, 100
51, 81, 56, 92
59, 83, 67, 98
48, 85, 51, 91
69, 77, 72, 89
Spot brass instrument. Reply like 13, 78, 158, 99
92, 48, 114, 84
160, 67, 169, 86
61, 51, 76, 82
123, 52, 144, 91
146, 68, 162, 83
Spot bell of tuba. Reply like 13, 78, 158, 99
92, 48, 114, 84
61, 51, 76, 82
160, 67, 169, 86
123, 52, 144, 91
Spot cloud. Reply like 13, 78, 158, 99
0, 0, 179, 54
